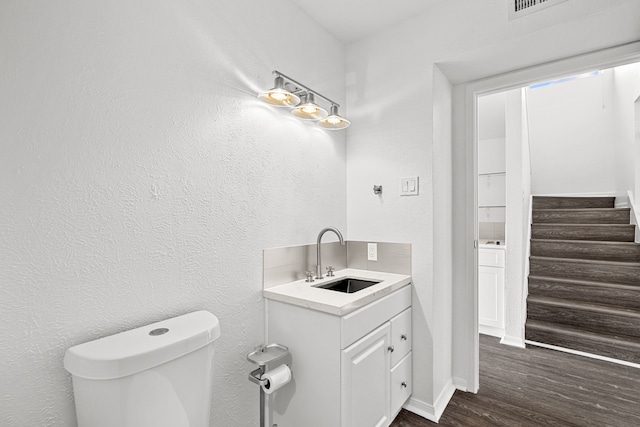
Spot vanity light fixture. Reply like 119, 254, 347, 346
258, 75, 300, 107
258, 70, 350, 130
291, 93, 328, 120
318, 104, 351, 130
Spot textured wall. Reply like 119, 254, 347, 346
0, 1, 345, 426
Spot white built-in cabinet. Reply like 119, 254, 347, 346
478, 248, 505, 337
268, 285, 412, 427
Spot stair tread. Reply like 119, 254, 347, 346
528, 275, 640, 291
533, 208, 630, 212
531, 223, 635, 227
530, 238, 640, 246
526, 319, 640, 349
527, 295, 640, 318
530, 255, 640, 267
532, 196, 615, 210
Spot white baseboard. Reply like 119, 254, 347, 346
500, 334, 525, 348
452, 376, 468, 392
525, 340, 640, 369
404, 378, 456, 423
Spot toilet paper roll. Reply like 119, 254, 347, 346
261, 364, 291, 395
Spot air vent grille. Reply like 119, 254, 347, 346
509, 0, 567, 19
515, 0, 548, 12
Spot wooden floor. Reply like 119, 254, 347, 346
391, 335, 640, 426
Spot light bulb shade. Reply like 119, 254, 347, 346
318, 105, 351, 130
258, 76, 300, 107
291, 93, 328, 120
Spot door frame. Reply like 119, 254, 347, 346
454, 41, 640, 394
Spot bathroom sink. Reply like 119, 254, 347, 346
314, 278, 380, 294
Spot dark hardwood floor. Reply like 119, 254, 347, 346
391, 335, 640, 426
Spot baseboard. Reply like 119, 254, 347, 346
404, 378, 456, 423
479, 324, 504, 338
500, 334, 525, 348
525, 340, 640, 369
452, 376, 468, 392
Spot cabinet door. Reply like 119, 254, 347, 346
341, 323, 391, 427
478, 265, 505, 331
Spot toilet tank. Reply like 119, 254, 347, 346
64, 310, 221, 427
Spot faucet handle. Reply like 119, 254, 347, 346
326, 266, 335, 277
305, 271, 315, 282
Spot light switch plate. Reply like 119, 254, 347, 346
400, 176, 419, 196
367, 243, 378, 261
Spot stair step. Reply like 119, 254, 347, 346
532, 196, 615, 210
529, 256, 640, 285
532, 208, 630, 224
528, 276, 640, 311
530, 239, 640, 262
525, 320, 640, 364
527, 296, 640, 339
531, 224, 636, 242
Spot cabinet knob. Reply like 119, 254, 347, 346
401, 334, 408, 341
401, 381, 407, 388
387, 345, 394, 352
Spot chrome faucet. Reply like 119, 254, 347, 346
316, 227, 345, 279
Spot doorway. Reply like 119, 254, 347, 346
451, 42, 640, 394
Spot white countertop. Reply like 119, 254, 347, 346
263, 268, 412, 316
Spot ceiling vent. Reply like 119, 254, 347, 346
509, 0, 568, 20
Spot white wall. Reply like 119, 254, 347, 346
478, 93, 506, 141
612, 62, 640, 202
527, 72, 616, 195
431, 65, 454, 410
0, 1, 346, 426
524, 62, 640, 199
503, 89, 530, 347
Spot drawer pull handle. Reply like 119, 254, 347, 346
401, 334, 408, 341
387, 345, 395, 352
401, 381, 407, 388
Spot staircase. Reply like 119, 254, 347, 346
525, 196, 640, 364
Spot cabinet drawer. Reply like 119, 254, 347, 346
390, 308, 411, 366
390, 352, 412, 416
478, 248, 505, 267
341, 285, 411, 349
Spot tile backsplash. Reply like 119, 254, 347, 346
263, 241, 411, 289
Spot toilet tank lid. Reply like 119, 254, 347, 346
64, 310, 220, 380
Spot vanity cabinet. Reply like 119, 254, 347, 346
267, 285, 412, 427
478, 247, 505, 337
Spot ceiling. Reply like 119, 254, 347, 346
289, 0, 445, 44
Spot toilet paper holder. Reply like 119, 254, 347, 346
247, 343, 290, 427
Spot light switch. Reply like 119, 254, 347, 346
400, 176, 419, 196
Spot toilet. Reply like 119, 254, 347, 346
64, 310, 221, 427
